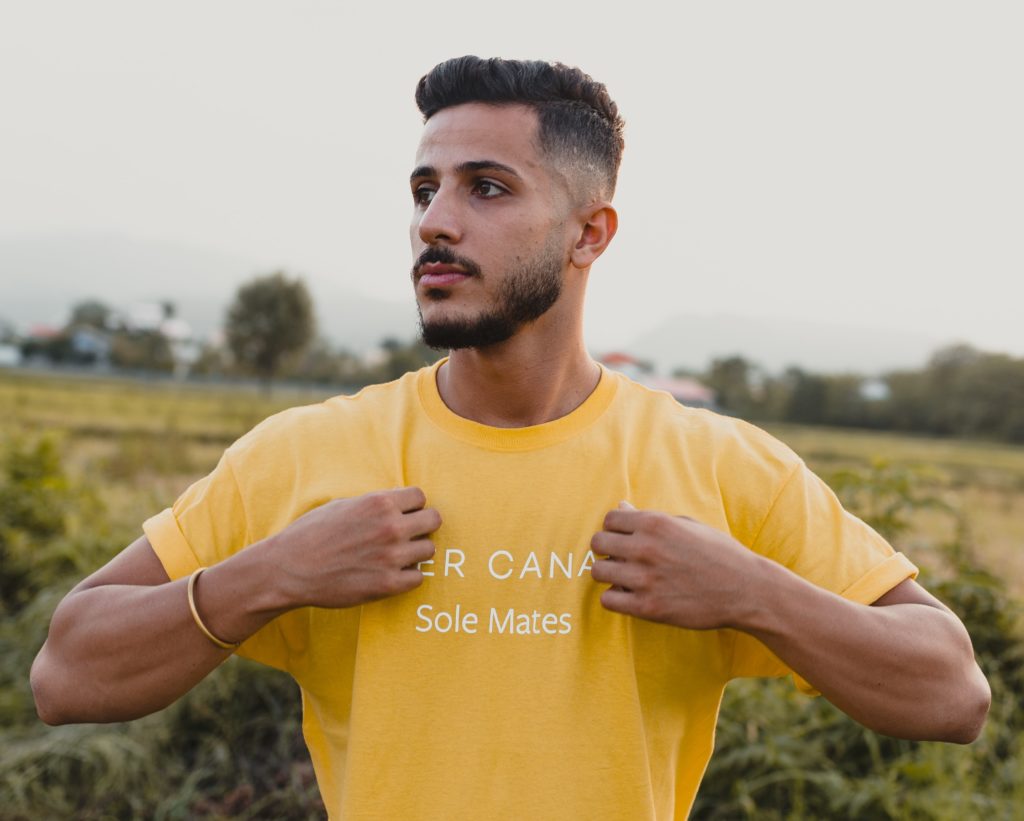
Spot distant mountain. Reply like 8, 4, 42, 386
625, 314, 946, 376
0, 234, 416, 350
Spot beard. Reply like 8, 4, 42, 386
416, 235, 565, 351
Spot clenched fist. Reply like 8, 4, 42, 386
590, 504, 766, 631
261, 487, 441, 611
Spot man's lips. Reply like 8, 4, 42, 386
417, 263, 471, 287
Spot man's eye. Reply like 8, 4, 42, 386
473, 180, 506, 198
413, 186, 436, 205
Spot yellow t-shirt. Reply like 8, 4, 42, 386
144, 361, 917, 820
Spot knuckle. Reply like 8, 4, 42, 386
358, 493, 386, 517
390, 570, 420, 595
634, 597, 658, 620
377, 520, 402, 543
372, 492, 397, 514
634, 541, 653, 562
376, 572, 403, 596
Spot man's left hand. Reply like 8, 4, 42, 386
590, 503, 764, 630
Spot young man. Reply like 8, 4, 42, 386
32, 57, 989, 819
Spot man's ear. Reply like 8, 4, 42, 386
570, 203, 618, 270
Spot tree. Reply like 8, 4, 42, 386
225, 272, 315, 389
68, 299, 113, 330
374, 337, 443, 383
783, 367, 828, 425
704, 356, 755, 416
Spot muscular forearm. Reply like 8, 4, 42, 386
738, 559, 990, 743
32, 489, 438, 725
593, 507, 990, 743
31, 544, 287, 725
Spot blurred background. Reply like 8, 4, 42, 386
1, 2, 1022, 818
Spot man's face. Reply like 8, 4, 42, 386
409, 103, 571, 350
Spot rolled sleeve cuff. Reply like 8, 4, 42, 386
839, 551, 919, 604
793, 551, 919, 696
142, 508, 203, 581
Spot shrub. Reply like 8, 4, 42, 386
0, 435, 110, 615
694, 461, 1024, 819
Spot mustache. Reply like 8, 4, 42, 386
412, 246, 483, 279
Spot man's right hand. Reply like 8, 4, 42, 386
262, 487, 441, 610
30, 486, 440, 725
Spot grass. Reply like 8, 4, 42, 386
764, 422, 1024, 597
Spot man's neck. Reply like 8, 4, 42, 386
436, 329, 600, 428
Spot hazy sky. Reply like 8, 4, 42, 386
2, 1, 1021, 356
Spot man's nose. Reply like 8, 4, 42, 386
416, 187, 463, 245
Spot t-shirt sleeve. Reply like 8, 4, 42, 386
142, 450, 290, 671
729, 460, 918, 693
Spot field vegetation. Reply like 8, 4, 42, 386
1, 369, 1021, 819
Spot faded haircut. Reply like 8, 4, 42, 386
415, 56, 625, 203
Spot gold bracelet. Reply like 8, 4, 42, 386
187, 567, 241, 651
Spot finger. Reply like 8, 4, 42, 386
390, 486, 427, 513
618, 500, 637, 510
394, 538, 436, 568
599, 587, 638, 615
400, 506, 442, 538
388, 567, 426, 595
590, 530, 639, 558
591, 558, 646, 590
602, 508, 640, 534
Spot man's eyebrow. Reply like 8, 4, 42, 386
409, 160, 523, 183
456, 160, 522, 179
410, 165, 435, 182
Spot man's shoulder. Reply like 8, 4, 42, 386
228, 368, 426, 456
611, 371, 802, 471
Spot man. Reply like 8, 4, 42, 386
31, 56, 989, 819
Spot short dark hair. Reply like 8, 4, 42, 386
415, 56, 625, 201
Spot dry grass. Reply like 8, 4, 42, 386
766, 422, 1024, 596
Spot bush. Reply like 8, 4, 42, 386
693, 462, 1024, 819
0, 659, 322, 820
0, 432, 321, 819
0, 435, 110, 615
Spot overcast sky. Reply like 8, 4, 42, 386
1, 1, 1021, 358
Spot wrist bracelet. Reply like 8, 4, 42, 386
187, 567, 241, 651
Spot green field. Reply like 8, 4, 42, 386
1, 368, 1022, 819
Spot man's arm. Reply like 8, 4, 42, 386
31, 488, 440, 725
590, 508, 991, 743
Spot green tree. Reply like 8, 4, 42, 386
225, 272, 315, 389
68, 299, 113, 330
373, 337, 443, 383
783, 367, 828, 425
705, 356, 756, 416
